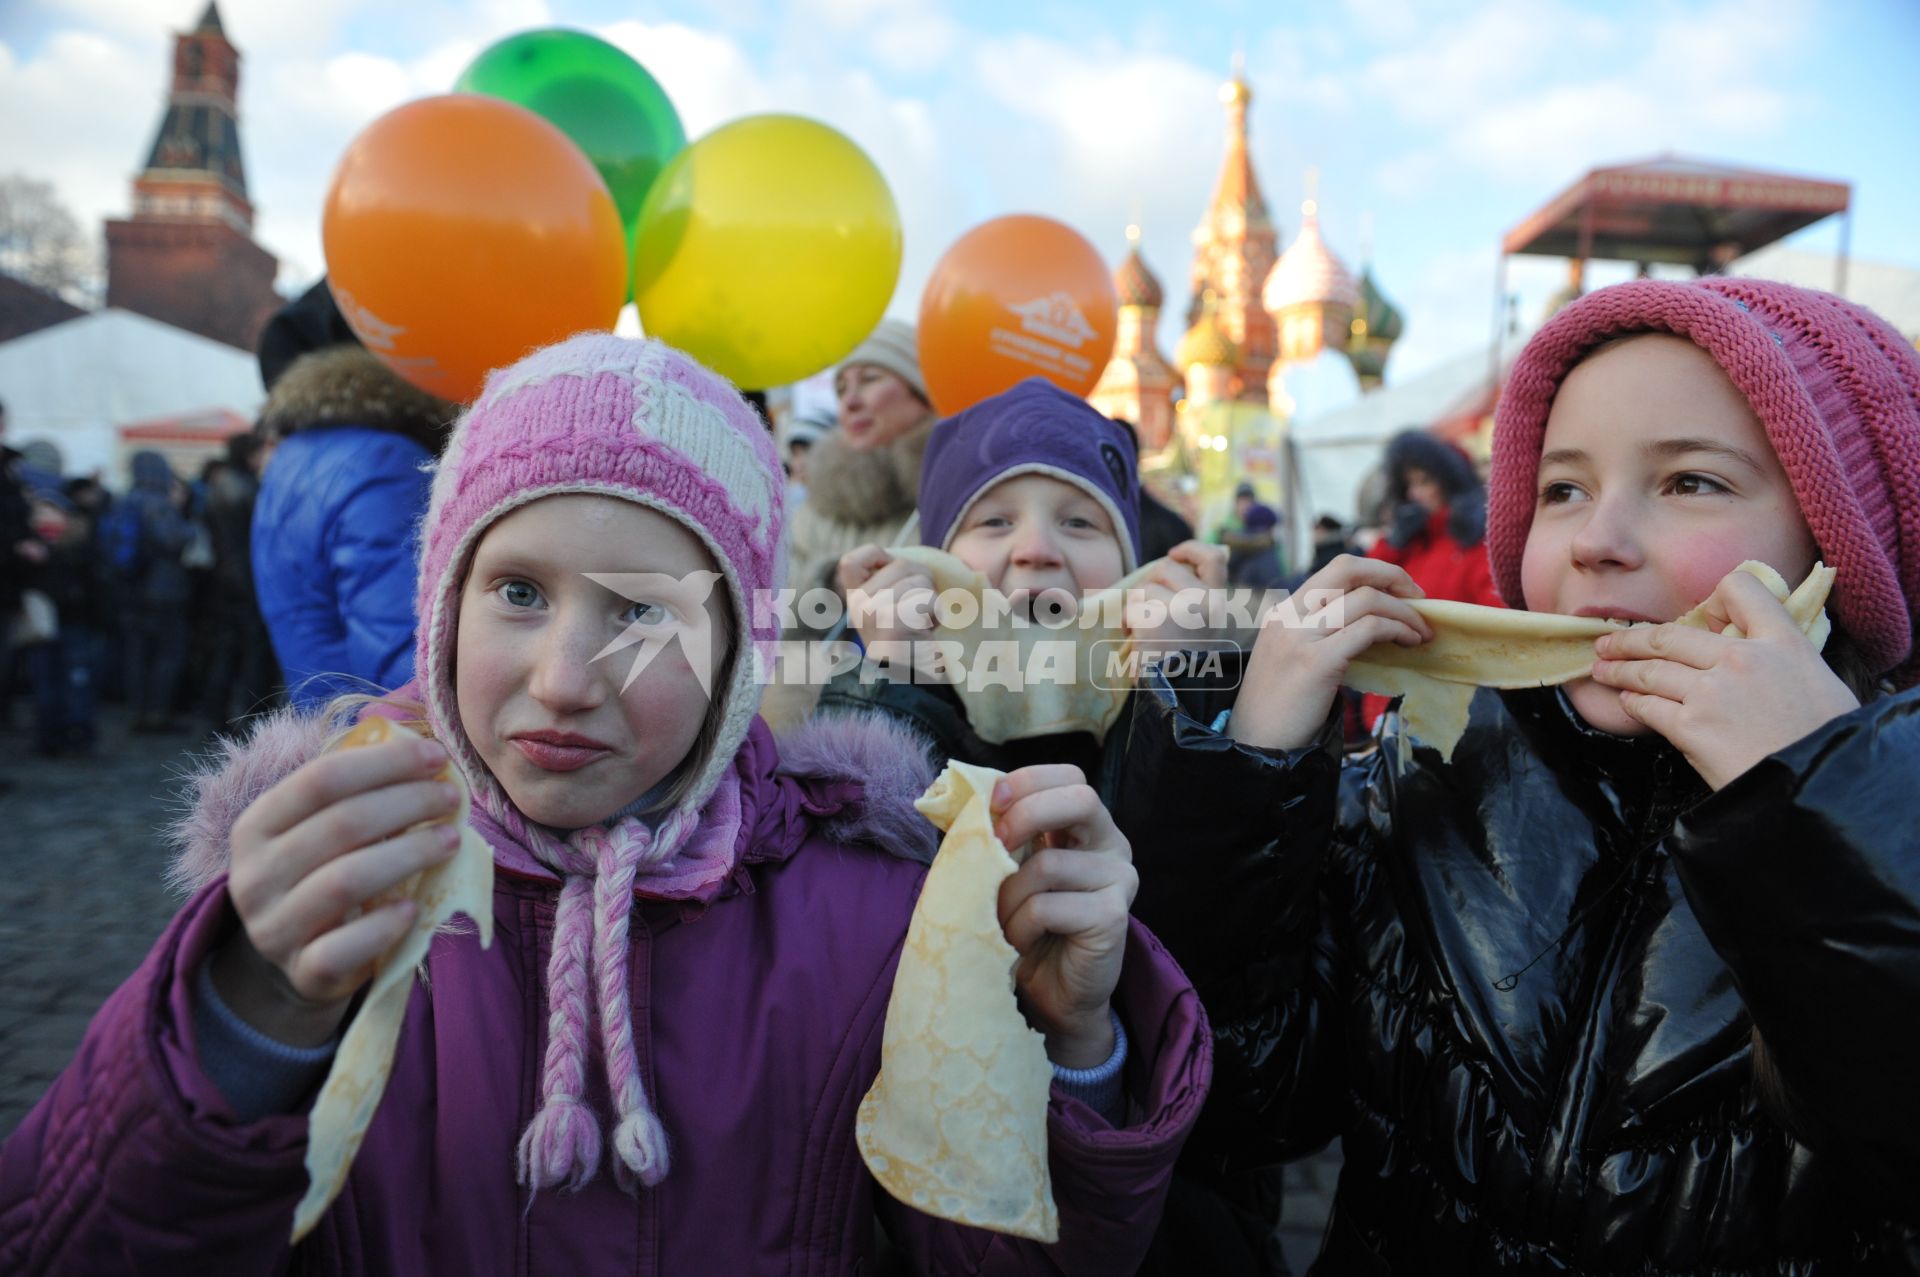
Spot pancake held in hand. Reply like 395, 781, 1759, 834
1346, 560, 1835, 765
886, 545, 1164, 746
856, 760, 1059, 1243
292, 716, 495, 1242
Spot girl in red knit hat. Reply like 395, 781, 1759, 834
1116, 277, 1920, 1272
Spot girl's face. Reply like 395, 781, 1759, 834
948, 473, 1127, 599
455, 494, 732, 829
1404, 467, 1445, 513
1520, 333, 1818, 735
834, 363, 929, 451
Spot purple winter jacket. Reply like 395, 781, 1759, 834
0, 708, 1211, 1276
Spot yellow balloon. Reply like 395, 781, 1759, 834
632, 114, 901, 389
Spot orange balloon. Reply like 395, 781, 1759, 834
323, 95, 627, 403
917, 215, 1119, 415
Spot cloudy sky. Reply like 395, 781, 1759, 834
3, 0, 1916, 383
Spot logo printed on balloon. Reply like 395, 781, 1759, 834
1010, 293, 1099, 349
329, 286, 405, 354
989, 292, 1102, 382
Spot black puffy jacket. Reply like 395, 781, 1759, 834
1114, 676, 1920, 1274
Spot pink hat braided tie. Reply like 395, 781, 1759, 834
589, 808, 697, 1192
482, 780, 699, 1196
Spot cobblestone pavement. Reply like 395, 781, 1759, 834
0, 705, 193, 1137
0, 703, 1342, 1264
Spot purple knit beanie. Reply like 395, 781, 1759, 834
415, 332, 784, 1195
917, 377, 1143, 570
1488, 277, 1920, 689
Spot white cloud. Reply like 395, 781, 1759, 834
1363, 0, 1809, 200
1338, 0, 1419, 45
965, 32, 1232, 340
596, 20, 773, 132
1249, 26, 1352, 116
870, 11, 959, 72
1383, 246, 1552, 383
783, 0, 960, 74
1358, 0, 1599, 128
0, 29, 162, 247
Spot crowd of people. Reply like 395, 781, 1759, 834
0, 272, 1916, 1275
0, 412, 277, 766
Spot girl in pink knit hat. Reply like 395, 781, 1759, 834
1113, 277, 1920, 1272
0, 335, 1212, 1275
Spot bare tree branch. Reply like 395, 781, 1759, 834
0, 175, 101, 305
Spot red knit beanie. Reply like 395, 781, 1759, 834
1487, 277, 1920, 689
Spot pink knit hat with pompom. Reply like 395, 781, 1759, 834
414, 333, 783, 1195
1487, 277, 1920, 689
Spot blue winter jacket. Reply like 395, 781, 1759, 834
252, 426, 431, 709
122, 450, 196, 607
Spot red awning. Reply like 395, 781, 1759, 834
117, 408, 251, 442
1503, 155, 1849, 266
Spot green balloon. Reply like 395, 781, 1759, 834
456, 29, 686, 263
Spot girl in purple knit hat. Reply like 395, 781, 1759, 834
824, 378, 1302, 1275
1115, 278, 1920, 1272
824, 375, 1228, 783
0, 336, 1211, 1275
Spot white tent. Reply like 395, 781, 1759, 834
1289, 343, 1510, 533
0, 309, 264, 485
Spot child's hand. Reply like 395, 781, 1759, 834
1228, 555, 1431, 751
837, 544, 936, 657
1590, 570, 1860, 790
1125, 539, 1227, 643
210, 734, 464, 1046
990, 764, 1138, 1069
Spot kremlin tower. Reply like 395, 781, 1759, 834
104, 3, 281, 351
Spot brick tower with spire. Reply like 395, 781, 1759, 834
104, 2, 280, 351
1183, 61, 1279, 403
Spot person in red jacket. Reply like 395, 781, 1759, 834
1360, 429, 1503, 728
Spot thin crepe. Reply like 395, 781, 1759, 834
885, 546, 1164, 745
292, 716, 495, 1241
1346, 560, 1836, 765
855, 760, 1060, 1242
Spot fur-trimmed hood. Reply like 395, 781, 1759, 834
256, 346, 458, 457
166, 704, 940, 897
798, 414, 933, 527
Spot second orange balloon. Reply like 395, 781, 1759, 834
917, 214, 1119, 416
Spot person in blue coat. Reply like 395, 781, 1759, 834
251, 281, 454, 710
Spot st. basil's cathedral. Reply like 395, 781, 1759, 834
1089, 66, 1404, 532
